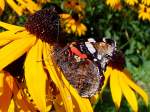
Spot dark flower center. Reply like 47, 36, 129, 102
109, 51, 125, 70
72, 11, 80, 21
25, 8, 62, 43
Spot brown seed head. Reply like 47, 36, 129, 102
25, 8, 61, 43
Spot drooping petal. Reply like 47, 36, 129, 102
119, 73, 138, 112
46, 80, 53, 112
71, 24, 77, 33
24, 39, 47, 111
59, 67, 93, 112
81, 98, 93, 112
12, 79, 36, 111
0, 35, 36, 71
0, 71, 12, 111
77, 26, 82, 36
0, 21, 25, 32
121, 69, 148, 106
43, 43, 74, 112
53, 94, 66, 112
110, 69, 122, 109
101, 66, 112, 94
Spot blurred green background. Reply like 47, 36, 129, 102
0, 0, 149, 111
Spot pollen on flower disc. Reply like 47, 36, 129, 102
25, 8, 61, 43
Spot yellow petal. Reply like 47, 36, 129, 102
0, 39, 12, 47
13, 80, 35, 111
46, 81, 53, 112
59, 67, 93, 112
0, 31, 29, 46
0, 71, 13, 111
119, 73, 138, 112
80, 23, 87, 32
77, 26, 82, 36
0, 31, 28, 40
16, 0, 40, 14
0, 21, 24, 32
90, 93, 99, 105
54, 95, 66, 112
8, 99, 15, 112
24, 39, 47, 111
0, 71, 5, 95
6, 0, 23, 16
71, 24, 77, 33
60, 14, 70, 19
121, 69, 149, 106
0, 0, 5, 15
81, 98, 93, 112
43, 43, 74, 112
101, 66, 111, 94
0, 35, 36, 71
110, 69, 122, 109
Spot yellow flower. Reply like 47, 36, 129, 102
125, 0, 138, 6
138, 4, 150, 21
101, 52, 148, 112
0, 8, 93, 112
0, 0, 41, 16
142, 0, 150, 6
0, 71, 36, 111
106, 0, 122, 10
0, 0, 5, 15
60, 13, 87, 36
37, 0, 51, 4
63, 0, 86, 13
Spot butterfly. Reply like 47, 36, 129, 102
52, 38, 116, 97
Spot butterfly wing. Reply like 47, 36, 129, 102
53, 45, 100, 97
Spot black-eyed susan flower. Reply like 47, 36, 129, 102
125, 0, 138, 6
138, 4, 150, 21
142, 0, 150, 6
106, 0, 122, 10
60, 13, 87, 36
0, 0, 41, 16
37, 0, 51, 4
101, 51, 148, 112
0, 7, 93, 112
63, 0, 86, 13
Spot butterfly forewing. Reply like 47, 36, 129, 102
52, 45, 100, 97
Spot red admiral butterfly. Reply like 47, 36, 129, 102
52, 38, 116, 97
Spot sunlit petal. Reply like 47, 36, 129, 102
24, 39, 47, 111
43, 43, 74, 112
110, 69, 122, 109
0, 21, 25, 32
121, 69, 148, 106
0, 36, 36, 70
119, 74, 138, 112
